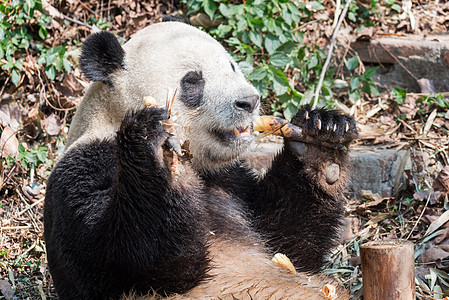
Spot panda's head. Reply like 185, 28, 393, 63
74, 21, 260, 173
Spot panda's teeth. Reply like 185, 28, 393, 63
233, 128, 241, 137
241, 126, 251, 136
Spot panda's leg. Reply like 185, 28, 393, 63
250, 106, 357, 273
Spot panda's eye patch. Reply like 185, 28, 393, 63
181, 71, 205, 108
183, 71, 204, 84
230, 61, 236, 72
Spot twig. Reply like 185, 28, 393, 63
406, 190, 432, 240
376, 41, 419, 81
62, 15, 93, 30
16, 198, 45, 217
312, 0, 353, 109
1, 226, 32, 230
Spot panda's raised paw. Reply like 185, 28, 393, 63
291, 106, 358, 146
118, 106, 170, 147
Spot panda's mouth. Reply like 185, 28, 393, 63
212, 125, 254, 142
231, 126, 251, 139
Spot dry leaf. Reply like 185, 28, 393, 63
417, 246, 449, 265
425, 210, 449, 242
436, 166, 449, 193
0, 126, 19, 158
423, 109, 437, 136
0, 280, 14, 299
41, 113, 61, 136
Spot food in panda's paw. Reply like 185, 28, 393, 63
253, 115, 348, 151
143, 93, 187, 177
272, 253, 297, 274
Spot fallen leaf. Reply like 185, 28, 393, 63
0, 280, 14, 299
358, 190, 388, 209
41, 113, 61, 136
417, 246, 449, 265
436, 166, 449, 193
0, 126, 19, 158
423, 109, 437, 136
424, 210, 449, 238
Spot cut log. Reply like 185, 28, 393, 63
361, 240, 415, 300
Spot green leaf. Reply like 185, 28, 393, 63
363, 66, 378, 80
37, 55, 46, 66
333, 79, 348, 89
250, 67, 267, 81
45, 65, 56, 80
348, 11, 357, 23
392, 87, 407, 105
249, 30, 263, 48
252, 80, 268, 96
391, 4, 402, 12
349, 89, 360, 102
55, 58, 63, 71
272, 80, 289, 96
46, 52, 57, 65
370, 84, 380, 96
204, 0, 217, 20
270, 52, 290, 67
310, 1, 325, 10
11, 68, 20, 86
307, 54, 318, 69
301, 89, 314, 105
345, 55, 359, 71
24, 0, 35, 15
264, 34, 280, 54
350, 77, 361, 90
281, 8, 293, 26
361, 82, 370, 94
269, 67, 290, 96
62, 58, 72, 73
18, 38, 29, 49
237, 18, 247, 32
218, 3, 238, 18
38, 27, 47, 40
287, 2, 301, 22
238, 61, 253, 75
275, 42, 294, 56
284, 102, 298, 121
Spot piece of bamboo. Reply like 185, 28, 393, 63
361, 240, 415, 300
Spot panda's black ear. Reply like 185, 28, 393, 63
80, 31, 125, 86
162, 16, 183, 22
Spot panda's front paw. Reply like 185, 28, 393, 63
118, 106, 170, 150
288, 106, 357, 186
291, 106, 358, 147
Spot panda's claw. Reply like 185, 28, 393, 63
291, 106, 358, 147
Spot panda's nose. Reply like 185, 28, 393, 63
234, 95, 260, 113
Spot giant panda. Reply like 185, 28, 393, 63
44, 19, 357, 300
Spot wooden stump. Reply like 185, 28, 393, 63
361, 240, 415, 300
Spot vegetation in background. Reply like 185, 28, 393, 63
183, 0, 382, 119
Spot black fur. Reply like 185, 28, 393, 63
162, 16, 182, 22
180, 71, 205, 108
44, 107, 210, 299
80, 31, 125, 86
44, 106, 357, 298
